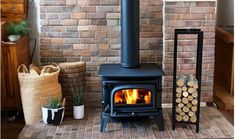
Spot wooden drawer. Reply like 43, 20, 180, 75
1, 4, 24, 14
1, 0, 24, 3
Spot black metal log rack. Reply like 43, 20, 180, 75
172, 29, 204, 133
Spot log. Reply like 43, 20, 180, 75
176, 87, 182, 93
187, 74, 199, 88
191, 106, 197, 112
182, 97, 189, 104
192, 91, 198, 98
182, 106, 189, 113
182, 86, 187, 92
192, 99, 198, 105
188, 111, 194, 117
176, 107, 182, 113
188, 95, 194, 101
176, 98, 181, 103
182, 91, 188, 97
178, 103, 184, 108
190, 116, 197, 123
186, 103, 192, 108
176, 75, 186, 87
176, 115, 183, 122
179, 111, 185, 116
187, 74, 195, 87
188, 87, 195, 94
176, 92, 182, 98
193, 83, 198, 89
183, 115, 189, 121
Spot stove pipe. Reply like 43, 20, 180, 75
121, 0, 140, 68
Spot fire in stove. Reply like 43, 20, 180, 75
114, 89, 151, 105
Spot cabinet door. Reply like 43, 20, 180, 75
1, 46, 18, 109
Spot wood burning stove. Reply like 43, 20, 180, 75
98, 0, 164, 132
98, 64, 164, 132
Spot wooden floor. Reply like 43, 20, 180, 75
18, 107, 233, 139
1, 115, 25, 139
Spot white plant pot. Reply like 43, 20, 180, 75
73, 105, 84, 119
8, 35, 21, 42
41, 107, 64, 125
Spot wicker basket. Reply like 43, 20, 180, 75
17, 64, 62, 125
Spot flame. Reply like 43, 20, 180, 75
114, 89, 151, 105
144, 91, 151, 104
126, 89, 138, 104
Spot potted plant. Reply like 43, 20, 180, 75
73, 87, 84, 119
41, 96, 65, 125
6, 20, 30, 42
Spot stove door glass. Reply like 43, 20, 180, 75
114, 89, 151, 105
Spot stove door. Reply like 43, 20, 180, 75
111, 84, 156, 115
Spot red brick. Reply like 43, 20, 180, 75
71, 13, 86, 19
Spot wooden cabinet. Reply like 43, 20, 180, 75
1, 0, 28, 22
1, 36, 30, 111
214, 27, 234, 110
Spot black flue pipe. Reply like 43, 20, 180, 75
121, 0, 140, 68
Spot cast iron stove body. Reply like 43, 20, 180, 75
98, 0, 165, 132
98, 64, 164, 132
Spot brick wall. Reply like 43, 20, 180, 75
163, 1, 216, 103
39, 0, 216, 107
40, 0, 163, 107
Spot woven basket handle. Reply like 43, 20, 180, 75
17, 64, 29, 73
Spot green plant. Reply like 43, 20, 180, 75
44, 96, 61, 109
6, 20, 30, 36
73, 87, 84, 106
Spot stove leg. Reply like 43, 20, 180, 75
155, 112, 164, 131
100, 113, 109, 132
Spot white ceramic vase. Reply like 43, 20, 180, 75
73, 105, 84, 119
8, 35, 21, 42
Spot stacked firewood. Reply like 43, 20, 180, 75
175, 74, 198, 123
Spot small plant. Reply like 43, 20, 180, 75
6, 20, 30, 36
73, 87, 84, 106
44, 96, 61, 109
